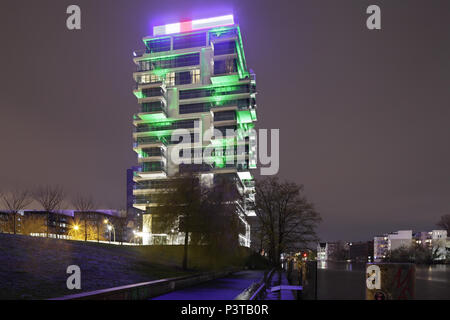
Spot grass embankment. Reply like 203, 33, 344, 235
0, 233, 193, 299
0, 233, 267, 299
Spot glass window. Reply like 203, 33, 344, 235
179, 84, 249, 100
147, 38, 171, 53
165, 72, 175, 86
191, 69, 201, 84
173, 32, 206, 50
138, 53, 200, 72
214, 41, 236, 56
142, 87, 164, 97
209, 28, 238, 43
139, 73, 162, 84
214, 58, 237, 75
176, 71, 192, 85
214, 110, 236, 121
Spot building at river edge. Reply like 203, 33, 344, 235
131, 15, 257, 246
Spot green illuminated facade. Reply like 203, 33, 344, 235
132, 21, 257, 246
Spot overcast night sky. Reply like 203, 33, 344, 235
0, 0, 449, 241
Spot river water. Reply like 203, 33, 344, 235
316, 261, 450, 300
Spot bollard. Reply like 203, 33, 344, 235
302, 261, 317, 300
365, 263, 415, 300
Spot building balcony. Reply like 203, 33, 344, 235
213, 119, 237, 127
133, 80, 164, 90
210, 73, 240, 85
137, 147, 167, 163
209, 31, 238, 44
134, 85, 167, 103
178, 163, 213, 174
212, 165, 238, 174
133, 180, 172, 191
133, 136, 168, 149
132, 195, 159, 211
134, 162, 167, 179
133, 119, 199, 137
136, 102, 168, 121
138, 155, 167, 163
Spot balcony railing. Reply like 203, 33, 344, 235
134, 120, 199, 133
141, 87, 166, 98
133, 80, 164, 90
133, 196, 155, 205
134, 180, 171, 190
133, 136, 168, 148
139, 163, 167, 174
141, 103, 167, 114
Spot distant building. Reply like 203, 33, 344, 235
388, 230, 412, 251
316, 241, 350, 261
126, 166, 140, 218
432, 230, 448, 260
374, 229, 448, 262
348, 241, 374, 262
126, 166, 142, 239
374, 235, 388, 261
373, 230, 412, 261
326, 242, 340, 260
1, 210, 121, 240
317, 242, 328, 261
414, 230, 447, 260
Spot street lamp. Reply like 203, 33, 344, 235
73, 225, 79, 231
107, 224, 116, 242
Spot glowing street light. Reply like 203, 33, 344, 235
73, 225, 79, 231
106, 224, 115, 242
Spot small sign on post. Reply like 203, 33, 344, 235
365, 263, 415, 300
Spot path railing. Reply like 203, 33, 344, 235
233, 268, 275, 300
50, 269, 238, 300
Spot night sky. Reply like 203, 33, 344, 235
0, 0, 449, 241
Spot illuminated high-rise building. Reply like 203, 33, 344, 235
132, 15, 257, 246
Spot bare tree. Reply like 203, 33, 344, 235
152, 172, 210, 270
436, 214, 450, 234
1, 188, 33, 234
194, 178, 242, 254
72, 194, 96, 241
251, 219, 268, 255
113, 216, 128, 245
33, 185, 65, 238
254, 177, 321, 267
21, 214, 47, 236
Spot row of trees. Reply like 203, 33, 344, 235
0, 185, 65, 236
152, 173, 245, 270
0, 185, 117, 241
152, 174, 321, 270
384, 244, 445, 264
1, 176, 322, 270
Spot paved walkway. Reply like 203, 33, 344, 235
151, 270, 265, 300
265, 271, 296, 300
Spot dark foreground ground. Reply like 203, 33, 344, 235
317, 261, 450, 300
0, 233, 194, 299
